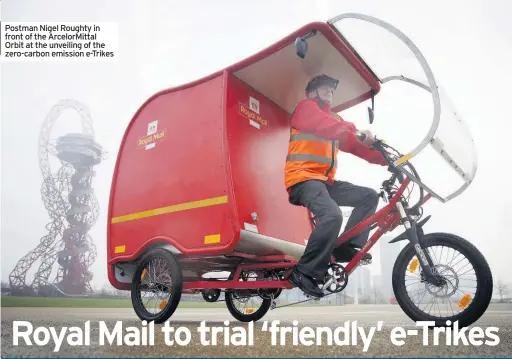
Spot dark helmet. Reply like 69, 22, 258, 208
305, 74, 339, 93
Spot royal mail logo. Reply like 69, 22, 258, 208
138, 120, 166, 150
147, 120, 158, 135
249, 96, 260, 114
238, 102, 268, 128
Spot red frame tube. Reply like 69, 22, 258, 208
183, 280, 295, 290
341, 178, 431, 274
183, 177, 432, 291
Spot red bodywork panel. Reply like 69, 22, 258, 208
107, 21, 382, 290
226, 75, 312, 246
108, 75, 237, 257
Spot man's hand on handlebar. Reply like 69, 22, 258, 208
355, 130, 385, 151
353, 130, 388, 168
355, 129, 376, 147
356, 131, 406, 183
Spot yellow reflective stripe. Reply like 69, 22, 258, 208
111, 195, 228, 224
396, 153, 412, 165
289, 132, 339, 149
286, 154, 333, 165
290, 134, 331, 143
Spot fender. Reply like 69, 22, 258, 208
388, 215, 431, 243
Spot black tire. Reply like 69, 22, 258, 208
225, 290, 272, 322
131, 248, 183, 324
392, 232, 493, 328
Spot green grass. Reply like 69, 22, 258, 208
0, 296, 225, 308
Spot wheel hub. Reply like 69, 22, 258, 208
424, 264, 459, 298
258, 270, 281, 299
201, 289, 221, 302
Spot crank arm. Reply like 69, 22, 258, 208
321, 278, 334, 290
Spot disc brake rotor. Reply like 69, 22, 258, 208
425, 264, 459, 298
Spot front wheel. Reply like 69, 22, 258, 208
392, 232, 493, 328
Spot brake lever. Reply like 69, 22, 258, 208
373, 140, 405, 184
388, 165, 405, 183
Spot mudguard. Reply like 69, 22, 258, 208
388, 215, 431, 243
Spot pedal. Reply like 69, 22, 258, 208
271, 299, 277, 310
322, 263, 348, 294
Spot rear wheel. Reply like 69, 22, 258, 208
131, 248, 183, 324
225, 290, 272, 322
224, 270, 273, 322
392, 232, 493, 328
201, 289, 221, 302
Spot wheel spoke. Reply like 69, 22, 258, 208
224, 270, 274, 322
132, 250, 181, 323
401, 241, 482, 321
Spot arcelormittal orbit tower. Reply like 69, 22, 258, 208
9, 99, 105, 296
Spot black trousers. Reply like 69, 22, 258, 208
289, 179, 379, 279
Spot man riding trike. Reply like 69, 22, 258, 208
285, 74, 386, 298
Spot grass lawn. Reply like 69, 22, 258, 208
0, 296, 225, 308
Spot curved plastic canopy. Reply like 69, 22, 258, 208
327, 13, 478, 203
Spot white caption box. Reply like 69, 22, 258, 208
0, 21, 119, 62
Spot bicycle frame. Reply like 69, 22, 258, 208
333, 174, 435, 280
181, 172, 437, 293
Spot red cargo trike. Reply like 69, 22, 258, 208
107, 13, 492, 327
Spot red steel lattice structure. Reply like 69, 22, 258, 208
9, 99, 105, 296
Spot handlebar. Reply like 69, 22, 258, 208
355, 131, 404, 182
355, 131, 424, 211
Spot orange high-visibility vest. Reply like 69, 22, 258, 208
284, 112, 341, 189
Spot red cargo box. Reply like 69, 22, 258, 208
108, 73, 315, 264
107, 21, 379, 290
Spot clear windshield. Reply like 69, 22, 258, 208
329, 17, 429, 84
328, 14, 478, 202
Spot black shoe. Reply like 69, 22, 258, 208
288, 269, 324, 298
333, 244, 372, 263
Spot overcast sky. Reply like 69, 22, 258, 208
1, 0, 511, 293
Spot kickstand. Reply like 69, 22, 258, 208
271, 292, 331, 310
271, 296, 315, 309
